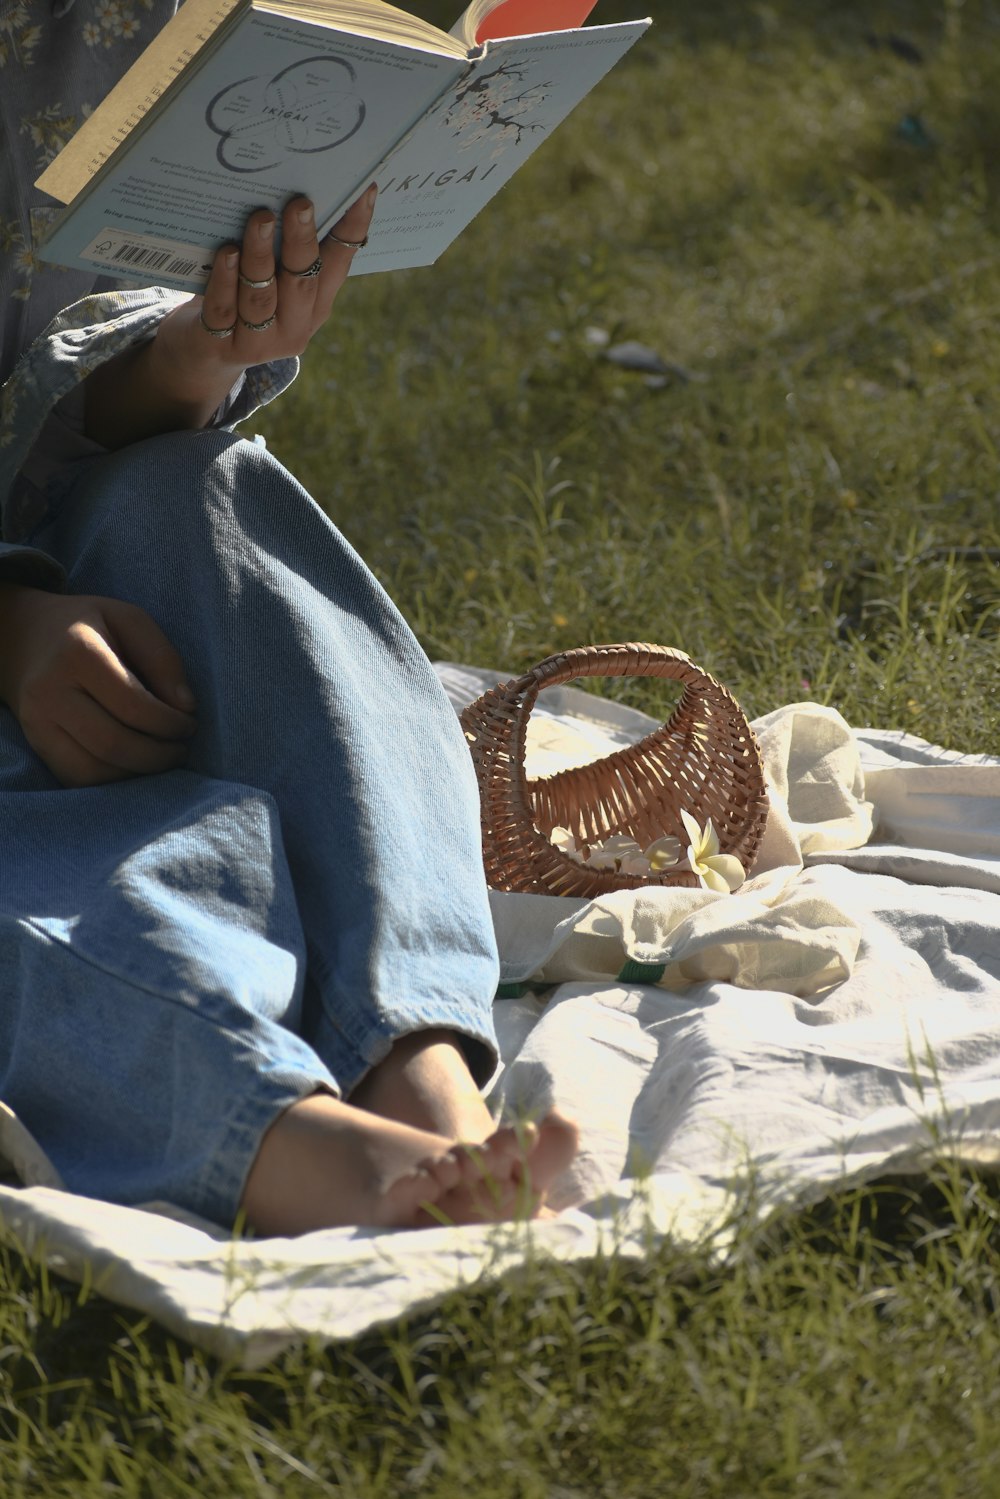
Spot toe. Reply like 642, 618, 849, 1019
379, 1162, 449, 1228
417, 1149, 464, 1195
479, 1121, 535, 1174
527, 1111, 580, 1185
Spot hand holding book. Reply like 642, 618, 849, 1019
84, 187, 376, 449
35, 0, 650, 290
190, 184, 377, 357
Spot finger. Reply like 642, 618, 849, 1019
36, 723, 182, 789
314, 183, 378, 321
39, 723, 129, 788
237, 210, 278, 331
278, 196, 322, 277
329, 181, 378, 248
79, 648, 196, 742
95, 601, 198, 728
275, 197, 322, 339
61, 690, 193, 776
199, 243, 240, 340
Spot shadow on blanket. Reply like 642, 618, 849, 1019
1, 668, 999, 1365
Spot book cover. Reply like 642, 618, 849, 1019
345, 25, 648, 277
35, 7, 649, 289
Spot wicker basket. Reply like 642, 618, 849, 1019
459, 643, 769, 898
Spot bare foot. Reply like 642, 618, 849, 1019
239, 1096, 580, 1237
349, 1029, 580, 1225
241, 1093, 470, 1236
349, 1028, 496, 1142
416, 1113, 580, 1226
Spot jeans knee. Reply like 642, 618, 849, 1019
110, 428, 254, 540
45, 427, 299, 573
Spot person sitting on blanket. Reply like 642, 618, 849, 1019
0, 1, 577, 1235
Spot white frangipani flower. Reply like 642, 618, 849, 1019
601, 833, 644, 856
549, 826, 588, 865
679, 810, 745, 893
549, 823, 737, 885
643, 834, 682, 872
549, 828, 650, 875
584, 846, 617, 870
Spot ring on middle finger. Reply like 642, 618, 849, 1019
279, 255, 323, 280
240, 313, 277, 332
238, 270, 275, 289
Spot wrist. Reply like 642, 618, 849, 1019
149, 314, 246, 415
83, 320, 246, 446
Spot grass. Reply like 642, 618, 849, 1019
257, 0, 1000, 749
4, 1163, 1000, 1495
5, 0, 1000, 1490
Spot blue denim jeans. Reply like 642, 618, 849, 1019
0, 430, 499, 1225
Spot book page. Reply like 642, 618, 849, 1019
267, 0, 464, 53
453, 0, 599, 49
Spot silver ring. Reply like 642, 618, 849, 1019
240, 313, 277, 333
280, 255, 323, 279
326, 232, 368, 251
238, 271, 275, 289
199, 310, 237, 338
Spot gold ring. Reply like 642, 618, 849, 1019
238, 271, 275, 289
240, 313, 277, 332
199, 310, 237, 338
280, 255, 323, 279
326, 231, 368, 251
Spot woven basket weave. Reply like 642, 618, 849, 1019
459, 643, 769, 898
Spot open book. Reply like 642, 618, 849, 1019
35, 0, 650, 289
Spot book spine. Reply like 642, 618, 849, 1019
36, 0, 245, 204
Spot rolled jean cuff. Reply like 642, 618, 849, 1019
309, 997, 501, 1099
188, 1065, 338, 1230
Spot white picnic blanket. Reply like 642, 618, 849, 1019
2, 663, 999, 1367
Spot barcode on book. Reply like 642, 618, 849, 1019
112, 242, 199, 275
80, 228, 214, 287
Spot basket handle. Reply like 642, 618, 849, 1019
460, 642, 769, 896
505, 643, 698, 720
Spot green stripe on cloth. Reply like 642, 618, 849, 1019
617, 959, 666, 985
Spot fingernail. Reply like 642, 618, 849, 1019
225, 250, 238, 269
297, 203, 314, 225
175, 683, 196, 711
258, 219, 274, 242
366, 183, 378, 206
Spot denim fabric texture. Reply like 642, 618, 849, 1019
1, 286, 298, 566
0, 430, 500, 1226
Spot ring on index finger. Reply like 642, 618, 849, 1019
326, 232, 368, 251
238, 270, 275, 289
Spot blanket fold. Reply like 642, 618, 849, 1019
0, 666, 998, 1363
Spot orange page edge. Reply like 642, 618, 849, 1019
476, 0, 599, 44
